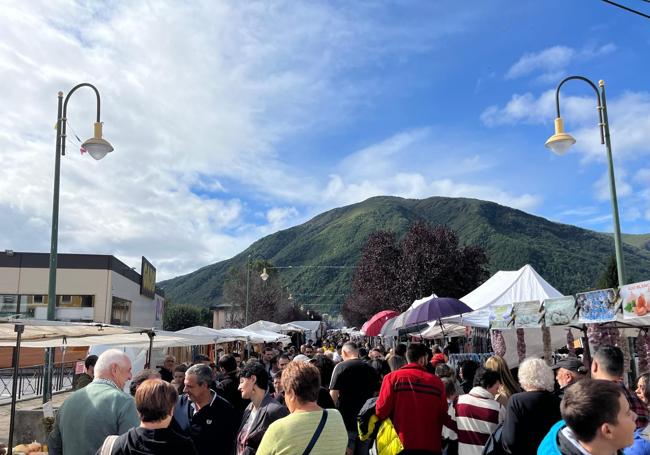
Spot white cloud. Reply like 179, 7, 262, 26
1, 2, 484, 279
505, 43, 616, 82
323, 173, 541, 212
265, 207, 299, 232
506, 46, 575, 80
593, 168, 632, 202
481, 89, 650, 164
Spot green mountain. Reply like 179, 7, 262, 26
158, 196, 650, 314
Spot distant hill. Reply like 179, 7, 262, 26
159, 196, 650, 314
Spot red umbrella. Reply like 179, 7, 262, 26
361, 310, 399, 336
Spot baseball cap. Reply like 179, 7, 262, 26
552, 357, 587, 374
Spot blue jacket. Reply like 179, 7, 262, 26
537, 420, 566, 455
624, 427, 650, 455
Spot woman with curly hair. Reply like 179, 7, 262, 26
501, 358, 561, 455
484, 355, 520, 406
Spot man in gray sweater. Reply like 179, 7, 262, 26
48, 349, 140, 455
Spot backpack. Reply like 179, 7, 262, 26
482, 423, 507, 455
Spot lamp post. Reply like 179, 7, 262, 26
545, 76, 625, 286
245, 254, 251, 326
43, 83, 114, 403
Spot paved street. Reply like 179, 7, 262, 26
0, 391, 70, 446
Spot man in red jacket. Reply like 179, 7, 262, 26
376, 343, 447, 454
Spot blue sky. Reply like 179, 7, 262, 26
1, 1, 649, 280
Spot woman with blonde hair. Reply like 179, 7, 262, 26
484, 355, 520, 406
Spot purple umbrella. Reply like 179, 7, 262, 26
403, 297, 473, 329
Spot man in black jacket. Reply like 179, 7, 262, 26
173, 364, 238, 455
216, 354, 249, 420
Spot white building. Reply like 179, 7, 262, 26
0, 251, 164, 328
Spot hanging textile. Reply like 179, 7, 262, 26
542, 326, 552, 365
516, 328, 526, 363
587, 324, 604, 351
637, 332, 649, 374
620, 331, 630, 387
491, 330, 506, 357
566, 329, 576, 357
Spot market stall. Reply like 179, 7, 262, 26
1, 320, 217, 455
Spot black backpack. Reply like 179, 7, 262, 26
482, 423, 508, 455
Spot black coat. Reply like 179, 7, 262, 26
236, 393, 289, 454
100, 427, 197, 455
501, 390, 561, 455
172, 392, 239, 455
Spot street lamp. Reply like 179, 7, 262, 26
545, 76, 625, 286
44, 83, 113, 402
245, 254, 251, 326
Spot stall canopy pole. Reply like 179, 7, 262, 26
8, 323, 25, 455
146, 330, 155, 367
581, 325, 592, 369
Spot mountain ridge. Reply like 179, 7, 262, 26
159, 196, 650, 313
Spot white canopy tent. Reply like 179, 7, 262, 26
289, 321, 325, 341
0, 320, 216, 348
446, 264, 563, 328
176, 326, 291, 344
244, 320, 305, 334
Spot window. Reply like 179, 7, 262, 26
0, 294, 95, 318
0, 295, 18, 316
111, 297, 131, 326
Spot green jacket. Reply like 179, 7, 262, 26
48, 380, 140, 455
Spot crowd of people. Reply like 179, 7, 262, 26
44, 339, 650, 455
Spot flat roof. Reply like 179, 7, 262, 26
0, 251, 153, 290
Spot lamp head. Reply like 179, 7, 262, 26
82, 122, 114, 160
260, 267, 269, 281
545, 117, 576, 156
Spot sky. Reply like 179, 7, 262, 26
1, 0, 650, 281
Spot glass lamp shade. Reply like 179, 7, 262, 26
545, 133, 576, 155
82, 137, 114, 160
545, 117, 576, 156
260, 267, 269, 281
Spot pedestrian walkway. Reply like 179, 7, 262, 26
0, 391, 71, 446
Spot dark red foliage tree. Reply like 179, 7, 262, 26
343, 222, 488, 326
342, 231, 400, 327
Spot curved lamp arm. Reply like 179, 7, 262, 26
60, 83, 102, 155
554, 76, 605, 145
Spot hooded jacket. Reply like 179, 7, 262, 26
537, 420, 625, 455
100, 427, 197, 455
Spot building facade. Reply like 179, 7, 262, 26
0, 251, 164, 328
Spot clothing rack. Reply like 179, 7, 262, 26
448, 352, 493, 370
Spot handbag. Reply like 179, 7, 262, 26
302, 409, 328, 455
99, 435, 118, 455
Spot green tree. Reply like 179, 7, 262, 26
163, 304, 204, 331
222, 259, 302, 325
596, 255, 619, 289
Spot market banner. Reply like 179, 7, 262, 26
576, 289, 617, 323
489, 304, 513, 329
620, 280, 650, 319
542, 296, 576, 326
513, 300, 542, 328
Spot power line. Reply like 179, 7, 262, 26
601, 0, 650, 19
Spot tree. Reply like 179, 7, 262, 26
342, 222, 489, 326
597, 255, 619, 289
342, 231, 401, 327
163, 304, 204, 331
222, 259, 305, 325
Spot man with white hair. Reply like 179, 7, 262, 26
48, 349, 139, 455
